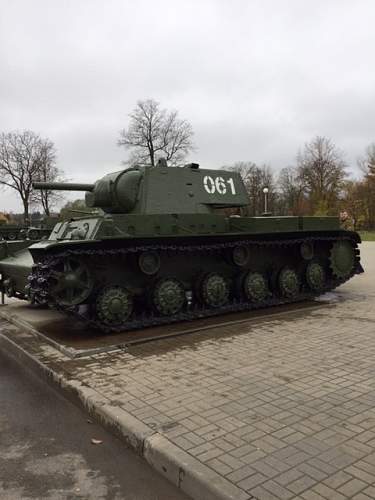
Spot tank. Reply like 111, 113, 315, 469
0, 219, 53, 241
0, 161, 363, 332
0, 222, 28, 241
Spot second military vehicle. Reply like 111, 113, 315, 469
0, 161, 363, 332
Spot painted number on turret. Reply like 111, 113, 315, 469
203, 176, 236, 195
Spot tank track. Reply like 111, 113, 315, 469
28, 234, 362, 333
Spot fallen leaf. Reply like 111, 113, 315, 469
91, 438, 103, 445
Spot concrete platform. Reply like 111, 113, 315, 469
0, 297, 326, 358
0, 242, 374, 500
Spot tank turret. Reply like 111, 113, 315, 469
33, 164, 249, 215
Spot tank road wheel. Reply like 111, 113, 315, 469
138, 251, 161, 275
7, 232, 17, 241
199, 273, 229, 308
95, 286, 133, 327
28, 229, 39, 240
243, 272, 269, 302
232, 245, 250, 267
49, 257, 93, 306
306, 261, 326, 291
152, 278, 185, 316
329, 240, 355, 279
278, 267, 300, 298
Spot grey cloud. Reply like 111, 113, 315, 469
1, 0, 374, 210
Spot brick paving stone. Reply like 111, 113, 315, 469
230, 443, 258, 458
205, 458, 233, 476
317, 447, 357, 468
250, 485, 282, 500
363, 486, 375, 498
261, 479, 295, 499
241, 449, 268, 463
353, 458, 375, 476
288, 475, 317, 495
263, 455, 291, 473
182, 431, 205, 446
226, 465, 257, 483
276, 471, 306, 488
337, 478, 368, 497
238, 472, 268, 491
282, 432, 306, 445
287, 476, 318, 495
362, 453, 375, 466
301, 491, 328, 500
196, 447, 223, 462
218, 452, 246, 471
298, 459, 339, 480
251, 459, 279, 479
284, 451, 311, 467
352, 495, 373, 500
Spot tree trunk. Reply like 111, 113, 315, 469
23, 199, 29, 225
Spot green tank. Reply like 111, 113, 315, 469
0, 161, 363, 332
0, 222, 28, 241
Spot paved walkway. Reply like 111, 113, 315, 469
1, 242, 374, 500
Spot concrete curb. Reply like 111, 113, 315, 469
0, 329, 251, 500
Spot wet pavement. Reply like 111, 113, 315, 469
1, 297, 324, 358
0, 299, 324, 358
0, 351, 190, 500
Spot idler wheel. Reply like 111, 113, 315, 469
95, 286, 133, 327
243, 272, 269, 302
306, 261, 326, 291
199, 272, 229, 308
278, 267, 300, 298
138, 251, 160, 275
329, 240, 354, 278
232, 245, 250, 267
152, 278, 185, 316
49, 257, 93, 306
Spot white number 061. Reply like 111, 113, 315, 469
203, 176, 236, 195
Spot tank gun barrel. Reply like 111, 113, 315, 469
32, 182, 95, 192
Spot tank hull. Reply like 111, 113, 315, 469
12, 228, 362, 332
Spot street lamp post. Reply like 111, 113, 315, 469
263, 187, 269, 215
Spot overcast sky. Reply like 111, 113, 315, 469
1, 0, 374, 212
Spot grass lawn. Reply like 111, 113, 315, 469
359, 231, 375, 241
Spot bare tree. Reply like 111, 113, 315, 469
59, 198, 97, 219
340, 181, 365, 230
118, 99, 194, 166
355, 143, 375, 229
358, 143, 375, 177
33, 143, 65, 216
226, 161, 276, 215
277, 166, 306, 215
0, 130, 58, 223
297, 136, 347, 215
